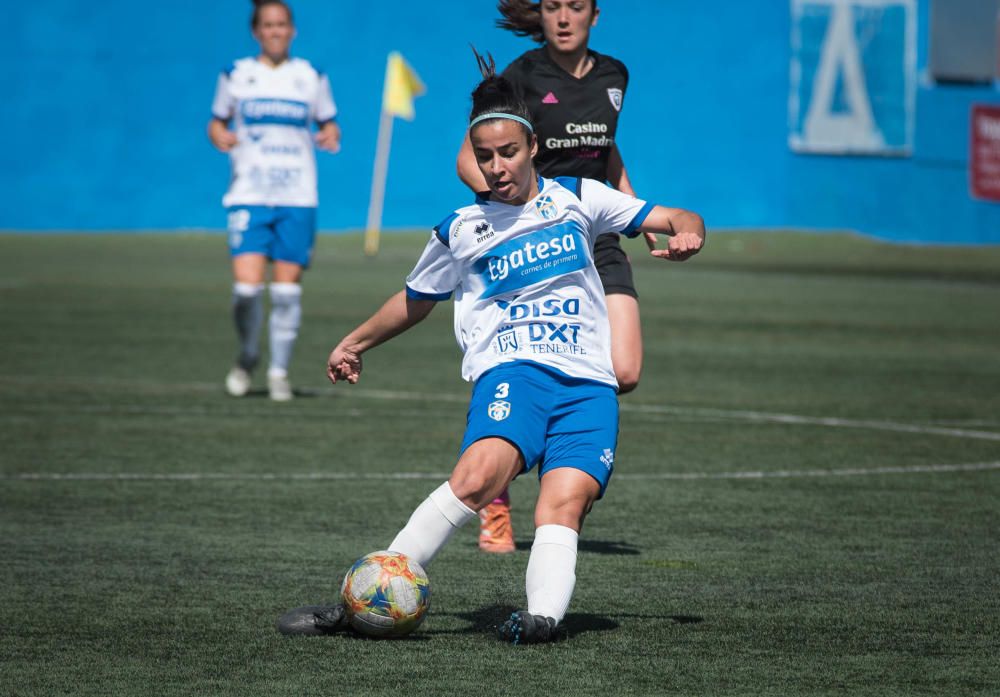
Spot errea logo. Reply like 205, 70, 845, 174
474, 222, 495, 243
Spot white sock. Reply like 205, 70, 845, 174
232, 282, 264, 371
525, 524, 579, 623
268, 282, 302, 375
388, 482, 477, 568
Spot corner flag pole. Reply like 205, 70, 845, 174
364, 109, 394, 256
364, 52, 425, 257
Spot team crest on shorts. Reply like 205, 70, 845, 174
535, 195, 558, 220
607, 88, 623, 112
488, 400, 511, 421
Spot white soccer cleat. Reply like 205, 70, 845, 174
225, 366, 252, 397
268, 371, 293, 402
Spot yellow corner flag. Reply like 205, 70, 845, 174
366, 52, 425, 256
383, 52, 425, 121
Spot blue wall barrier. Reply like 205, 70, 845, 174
3, 0, 997, 242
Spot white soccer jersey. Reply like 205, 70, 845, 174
211, 57, 337, 208
406, 177, 654, 387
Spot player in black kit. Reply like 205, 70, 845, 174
458, 0, 655, 553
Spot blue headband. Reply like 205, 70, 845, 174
469, 112, 534, 133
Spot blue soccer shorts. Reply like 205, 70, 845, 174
226, 205, 317, 267
460, 360, 619, 497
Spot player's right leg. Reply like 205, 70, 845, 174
225, 207, 274, 396
387, 438, 521, 568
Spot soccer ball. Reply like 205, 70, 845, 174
340, 550, 430, 638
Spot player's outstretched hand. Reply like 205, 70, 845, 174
327, 343, 362, 384
650, 229, 704, 262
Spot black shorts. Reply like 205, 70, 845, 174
594, 233, 638, 299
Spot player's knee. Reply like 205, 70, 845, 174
448, 470, 496, 510
535, 491, 595, 531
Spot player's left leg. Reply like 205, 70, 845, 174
268, 207, 316, 401
226, 207, 274, 395
500, 380, 617, 644
499, 469, 600, 644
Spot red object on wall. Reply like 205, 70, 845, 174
971, 104, 1000, 202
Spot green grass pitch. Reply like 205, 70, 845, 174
1, 230, 998, 696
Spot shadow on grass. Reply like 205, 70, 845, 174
431, 604, 701, 639
513, 539, 640, 555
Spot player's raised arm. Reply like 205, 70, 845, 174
327, 291, 437, 384
636, 205, 706, 262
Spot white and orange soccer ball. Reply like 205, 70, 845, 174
340, 550, 431, 638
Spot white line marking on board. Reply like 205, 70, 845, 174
5, 461, 999, 482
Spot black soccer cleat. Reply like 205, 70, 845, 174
276, 604, 349, 636
498, 610, 560, 645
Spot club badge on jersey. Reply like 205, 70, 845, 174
535, 195, 558, 220
607, 88, 623, 112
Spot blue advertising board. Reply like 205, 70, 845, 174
790, 0, 916, 155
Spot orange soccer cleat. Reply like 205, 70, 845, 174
478, 500, 516, 553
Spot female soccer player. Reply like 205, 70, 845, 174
279, 51, 704, 644
457, 0, 645, 551
208, 0, 340, 401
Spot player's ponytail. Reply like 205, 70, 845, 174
496, 0, 598, 43
468, 47, 533, 137
496, 0, 543, 42
250, 0, 294, 29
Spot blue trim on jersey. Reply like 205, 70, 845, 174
433, 212, 459, 247
553, 176, 582, 199
406, 285, 452, 301
474, 191, 491, 204
222, 63, 236, 77
621, 202, 656, 238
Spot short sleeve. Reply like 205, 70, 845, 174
211, 71, 235, 120
405, 232, 459, 301
315, 72, 337, 124
579, 178, 655, 239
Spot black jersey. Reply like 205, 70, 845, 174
502, 47, 628, 182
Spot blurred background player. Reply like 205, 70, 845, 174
278, 50, 704, 644
208, 0, 340, 401
457, 0, 647, 552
